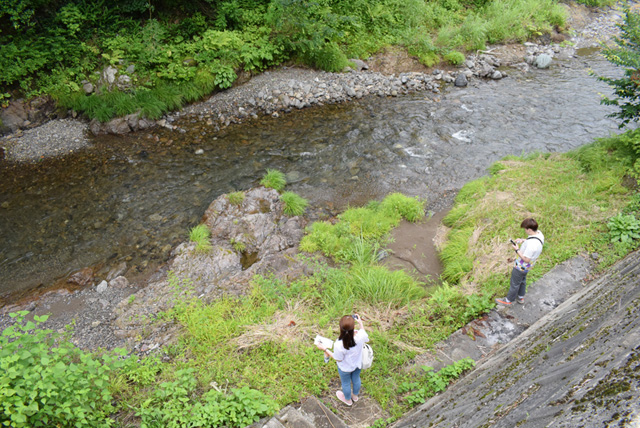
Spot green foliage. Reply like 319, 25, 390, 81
439, 227, 474, 283
2, 0, 571, 119
576, 0, 615, 6
607, 212, 640, 243
189, 224, 212, 253
301, 193, 424, 262
280, 191, 309, 216
260, 169, 287, 191
400, 358, 475, 405
444, 50, 466, 65
230, 238, 246, 252
379, 193, 426, 223
135, 368, 278, 428
439, 133, 638, 295
322, 264, 426, 311
121, 355, 162, 387
0, 312, 125, 428
598, 9, 640, 127
227, 191, 245, 206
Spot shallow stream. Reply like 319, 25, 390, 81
0, 50, 624, 299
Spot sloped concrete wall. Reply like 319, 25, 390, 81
394, 250, 640, 428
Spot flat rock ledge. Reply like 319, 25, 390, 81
393, 250, 640, 428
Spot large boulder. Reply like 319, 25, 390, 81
114, 187, 308, 346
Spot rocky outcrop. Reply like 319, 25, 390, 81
113, 187, 309, 350
393, 250, 640, 428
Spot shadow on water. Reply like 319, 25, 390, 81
0, 51, 627, 300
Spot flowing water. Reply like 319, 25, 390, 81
0, 50, 625, 299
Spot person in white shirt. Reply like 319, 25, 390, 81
316, 314, 369, 406
496, 218, 545, 305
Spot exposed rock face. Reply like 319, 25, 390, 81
394, 250, 640, 428
113, 187, 308, 347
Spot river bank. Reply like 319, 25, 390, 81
0, 2, 625, 163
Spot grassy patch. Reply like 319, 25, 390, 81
439, 132, 639, 298
227, 191, 245, 206
260, 169, 287, 192
189, 224, 212, 253
280, 191, 309, 216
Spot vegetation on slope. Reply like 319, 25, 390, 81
0, 0, 577, 120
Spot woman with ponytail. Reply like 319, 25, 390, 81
316, 314, 369, 406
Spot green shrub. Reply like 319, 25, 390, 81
444, 51, 466, 65
228, 191, 245, 206
189, 224, 212, 253
281, 191, 309, 216
135, 368, 278, 427
400, 358, 475, 406
379, 193, 426, 223
260, 169, 286, 191
0, 312, 125, 428
607, 212, 640, 243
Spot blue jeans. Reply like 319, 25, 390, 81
337, 367, 361, 401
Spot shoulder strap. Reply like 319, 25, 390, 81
526, 236, 544, 246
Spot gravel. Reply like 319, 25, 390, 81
1, 118, 90, 162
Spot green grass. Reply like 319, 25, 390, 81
438, 132, 639, 297
280, 191, 309, 216
227, 191, 245, 206
189, 224, 212, 253
260, 169, 287, 192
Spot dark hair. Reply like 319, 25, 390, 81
338, 315, 356, 350
521, 218, 538, 231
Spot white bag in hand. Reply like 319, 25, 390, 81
361, 344, 373, 369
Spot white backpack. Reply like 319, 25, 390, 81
361, 344, 374, 369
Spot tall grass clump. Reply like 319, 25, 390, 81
227, 191, 245, 206
189, 224, 212, 253
281, 191, 309, 216
260, 169, 286, 191
321, 264, 425, 314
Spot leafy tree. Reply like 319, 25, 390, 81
598, 8, 640, 127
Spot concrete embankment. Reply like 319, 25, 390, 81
393, 250, 640, 428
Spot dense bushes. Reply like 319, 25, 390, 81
1, 0, 568, 120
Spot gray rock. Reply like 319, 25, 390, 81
82, 82, 94, 94
535, 53, 553, 69
0, 100, 28, 132
454, 73, 468, 87
102, 66, 118, 85
126, 64, 135, 74
96, 280, 108, 293
349, 59, 368, 71
105, 117, 131, 134
491, 70, 503, 79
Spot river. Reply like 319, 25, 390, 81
0, 49, 624, 299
